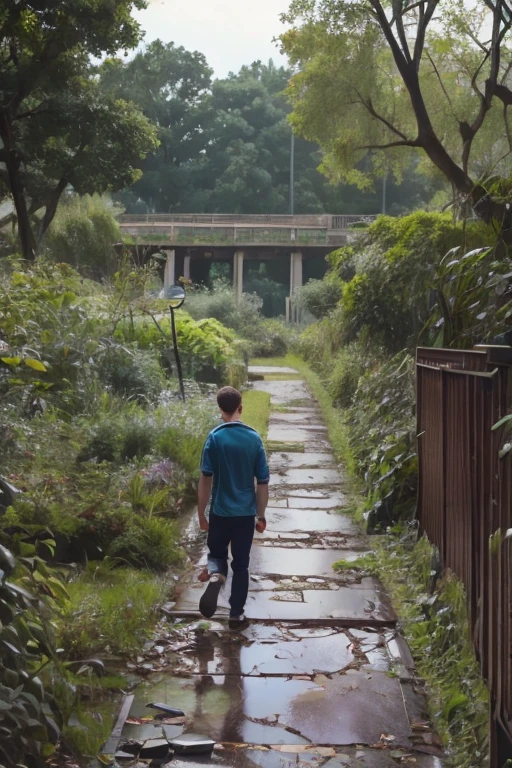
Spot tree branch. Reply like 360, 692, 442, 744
426, 50, 455, 111
413, 0, 438, 71
358, 139, 421, 150
355, 89, 411, 141
391, 0, 413, 65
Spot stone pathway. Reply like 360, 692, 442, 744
110, 368, 443, 767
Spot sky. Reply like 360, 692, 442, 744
133, 0, 291, 77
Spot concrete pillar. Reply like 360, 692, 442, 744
163, 249, 175, 296
290, 251, 303, 295
183, 255, 191, 280
233, 250, 244, 304
289, 251, 303, 321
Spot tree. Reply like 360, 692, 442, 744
0, 0, 158, 260
281, 0, 512, 228
99, 40, 213, 213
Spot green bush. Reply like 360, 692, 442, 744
348, 353, 417, 530
0, 543, 65, 767
185, 279, 263, 336
0, 259, 107, 415
326, 341, 377, 408
332, 212, 494, 353
59, 562, 167, 657
115, 310, 247, 387
43, 194, 122, 280
296, 277, 343, 319
248, 318, 297, 358
100, 347, 167, 403
107, 516, 182, 571
120, 416, 154, 460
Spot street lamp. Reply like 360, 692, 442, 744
168, 284, 186, 401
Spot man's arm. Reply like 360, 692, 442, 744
256, 482, 269, 519
198, 433, 214, 532
198, 474, 213, 531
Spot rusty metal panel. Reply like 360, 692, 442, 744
416, 361, 445, 558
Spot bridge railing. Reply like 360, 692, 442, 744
117, 213, 331, 227
120, 225, 349, 247
117, 213, 378, 230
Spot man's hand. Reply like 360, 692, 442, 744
255, 517, 266, 534
198, 514, 209, 532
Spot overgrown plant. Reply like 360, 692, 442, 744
0, 542, 66, 767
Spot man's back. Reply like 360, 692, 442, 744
201, 422, 268, 517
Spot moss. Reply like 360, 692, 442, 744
266, 441, 305, 453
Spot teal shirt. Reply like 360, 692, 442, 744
200, 422, 269, 517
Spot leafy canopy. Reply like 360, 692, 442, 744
0, 0, 158, 259
281, 1, 512, 220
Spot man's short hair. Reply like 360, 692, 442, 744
217, 386, 242, 415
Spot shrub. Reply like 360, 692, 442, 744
0, 543, 66, 767
296, 277, 343, 319
43, 194, 121, 280
115, 311, 247, 387
331, 212, 494, 353
107, 516, 182, 571
326, 341, 378, 408
348, 353, 417, 530
100, 347, 167, 403
153, 398, 217, 475
185, 279, 263, 336
59, 562, 167, 657
120, 416, 154, 460
248, 318, 297, 358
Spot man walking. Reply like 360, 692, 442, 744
197, 386, 269, 630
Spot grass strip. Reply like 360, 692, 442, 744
242, 389, 271, 442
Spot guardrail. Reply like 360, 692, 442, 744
117, 213, 378, 230
120, 225, 352, 247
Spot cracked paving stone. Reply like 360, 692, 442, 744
267, 426, 328, 443
248, 366, 300, 375
269, 452, 336, 470
269, 411, 323, 424
249, 545, 365, 577
265, 507, 360, 534
269, 492, 348, 510
125, 672, 420, 749
169, 747, 443, 768
272, 468, 343, 487
252, 379, 312, 406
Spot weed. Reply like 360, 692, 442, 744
59, 564, 168, 657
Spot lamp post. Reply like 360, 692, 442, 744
168, 284, 186, 401
289, 130, 295, 216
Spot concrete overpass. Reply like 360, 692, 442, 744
117, 213, 376, 315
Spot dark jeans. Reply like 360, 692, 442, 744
207, 513, 255, 617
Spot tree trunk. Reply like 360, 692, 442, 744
0, 110, 37, 261
35, 178, 68, 253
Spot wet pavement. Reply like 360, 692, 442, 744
106, 367, 443, 767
